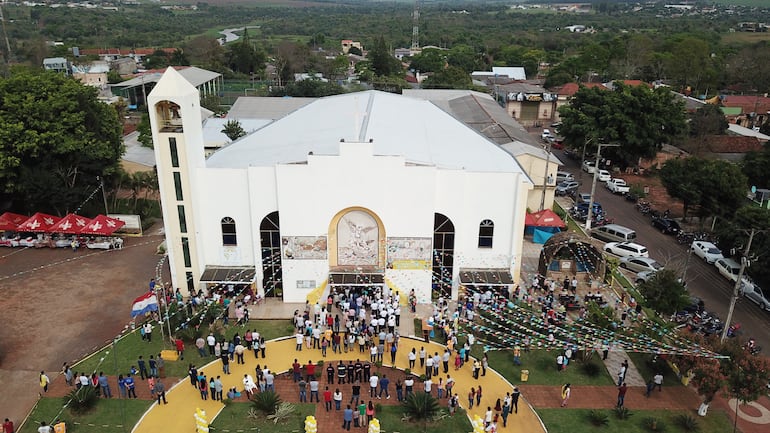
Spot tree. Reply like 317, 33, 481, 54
689, 104, 728, 137
408, 48, 446, 74
184, 36, 226, 72
226, 29, 266, 75
0, 69, 123, 214
741, 144, 770, 189
221, 119, 246, 142
136, 113, 153, 148
637, 269, 690, 316
660, 157, 747, 220
422, 65, 472, 89
144, 49, 171, 69
368, 36, 401, 77
558, 83, 687, 163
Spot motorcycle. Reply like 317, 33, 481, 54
727, 323, 741, 338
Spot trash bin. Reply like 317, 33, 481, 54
520, 370, 529, 382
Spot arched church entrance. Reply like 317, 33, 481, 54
260, 211, 283, 299
432, 213, 454, 300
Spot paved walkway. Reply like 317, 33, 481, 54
130, 337, 546, 433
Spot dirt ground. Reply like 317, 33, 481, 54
0, 230, 168, 425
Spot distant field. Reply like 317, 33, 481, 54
722, 31, 770, 44
711, 0, 770, 6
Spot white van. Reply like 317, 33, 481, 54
591, 224, 637, 243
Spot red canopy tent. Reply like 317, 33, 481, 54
16, 213, 62, 232
528, 209, 567, 228
80, 214, 125, 236
0, 212, 29, 231
49, 214, 92, 234
524, 212, 537, 226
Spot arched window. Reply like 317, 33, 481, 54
478, 219, 494, 248
221, 217, 237, 246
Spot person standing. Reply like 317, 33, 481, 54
342, 405, 353, 430
442, 350, 451, 373
617, 363, 626, 386
511, 387, 520, 414
207, 333, 216, 355
298, 378, 308, 402
379, 374, 390, 399
143, 322, 153, 342
468, 387, 475, 408
309, 377, 320, 402
62, 364, 73, 387
125, 374, 137, 399
214, 376, 224, 401
3, 418, 14, 433
155, 379, 167, 405
37, 422, 52, 433
39, 371, 50, 395
369, 373, 379, 398
560, 383, 571, 407
149, 355, 158, 377
476, 385, 483, 406
137, 356, 148, 380
358, 401, 366, 427
98, 372, 112, 398
408, 348, 417, 369
481, 353, 489, 376
157, 353, 166, 378
501, 399, 510, 427
334, 388, 343, 410
617, 383, 628, 408
654, 372, 664, 392
645, 378, 655, 397
366, 401, 375, 425
323, 387, 332, 411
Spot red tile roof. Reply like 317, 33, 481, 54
721, 95, 770, 115
704, 135, 763, 153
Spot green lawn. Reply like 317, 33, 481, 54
376, 404, 472, 433
73, 320, 294, 378
19, 397, 150, 433
626, 352, 683, 387
484, 349, 614, 386
538, 408, 733, 433
210, 401, 316, 433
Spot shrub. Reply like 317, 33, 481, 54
402, 392, 440, 420
419, 374, 427, 381
674, 414, 700, 432
581, 362, 601, 377
587, 410, 609, 427
316, 360, 324, 367
267, 402, 296, 424
251, 390, 281, 414
642, 416, 666, 432
614, 407, 632, 420
404, 368, 411, 376
66, 386, 99, 414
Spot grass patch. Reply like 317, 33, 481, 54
73, 319, 294, 377
413, 318, 445, 343
210, 401, 315, 433
538, 408, 732, 433
626, 352, 682, 388
19, 397, 150, 433
481, 349, 614, 386
376, 404, 472, 433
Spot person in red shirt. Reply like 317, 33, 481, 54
3, 418, 14, 433
323, 386, 332, 411
292, 359, 301, 382
306, 360, 316, 381
175, 338, 185, 361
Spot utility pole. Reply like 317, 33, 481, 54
539, 140, 553, 211
721, 228, 756, 342
585, 143, 619, 230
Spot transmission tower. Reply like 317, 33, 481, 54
411, 0, 420, 53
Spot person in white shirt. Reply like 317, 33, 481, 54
296, 332, 304, 351
369, 374, 379, 398
242, 374, 257, 398
424, 377, 433, 394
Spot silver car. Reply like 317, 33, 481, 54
620, 257, 663, 273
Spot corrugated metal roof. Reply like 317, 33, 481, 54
207, 90, 527, 174
113, 66, 220, 89
227, 97, 315, 120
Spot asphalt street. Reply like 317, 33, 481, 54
559, 153, 770, 353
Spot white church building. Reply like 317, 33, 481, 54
148, 67, 533, 303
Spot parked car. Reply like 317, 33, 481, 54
691, 241, 724, 264
556, 171, 574, 183
582, 160, 597, 174
635, 270, 656, 284
742, 284, 770, 311
573, 201, 603, 216
620, 256, 663, 273
606, 178, 630, 194
597, 169, 611, 182
604, 241, 649, 258
555, 180, 580, 196
576, 193, 592, 204
541, 129, 553, 141
714, 258, 754, 291
651, 217, 682, 235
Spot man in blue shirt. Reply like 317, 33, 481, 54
342, 405, 353, 430
98, 372, 112, 398
124, 374, 137, 398
378, 374, 390, 399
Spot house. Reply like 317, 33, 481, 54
720, 95, 770, 130
493, 82, 558, 127
341, 40, 362, 54
42, 57, 71, 75
71, 62, 109, 88
148, 68, 532, 301
111, 66, 222, 109
471, 66, 527, 82
111, 57, 138, 76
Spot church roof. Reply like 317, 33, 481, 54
207, 90, 527, 174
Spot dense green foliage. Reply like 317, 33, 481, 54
637, 270, 690, 316
221, 119, 247, 141
558, 83, 687, 163
401, 391, 441, 420
659, 157, 748, 219
0, 69, 123, 214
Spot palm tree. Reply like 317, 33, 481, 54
221, 119, 246, 141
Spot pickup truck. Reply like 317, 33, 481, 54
606, 178, 630, 194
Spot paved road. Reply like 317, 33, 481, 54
558, 153, 770, 352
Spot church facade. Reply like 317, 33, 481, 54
148, 68, 533, 303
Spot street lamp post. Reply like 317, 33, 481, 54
539, 139, 553, 211
585, 143, 620, 230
